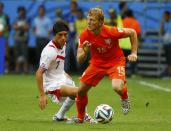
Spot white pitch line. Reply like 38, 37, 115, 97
138, 80, 171, 93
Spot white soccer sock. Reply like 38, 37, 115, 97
56, 97, 75, 119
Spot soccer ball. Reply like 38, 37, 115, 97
94, 104, 114, 124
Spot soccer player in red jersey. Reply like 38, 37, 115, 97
69, 8, 138, 123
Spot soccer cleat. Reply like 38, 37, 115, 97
84, 113, 92, 122
121, 99, 130, 115
53, 115, 70, 122
66, 116, 84, 124
84, 113, 98, 124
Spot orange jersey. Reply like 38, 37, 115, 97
123, 17, 141, 35
79, 25, 126, 68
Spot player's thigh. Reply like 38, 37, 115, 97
77, 82, 92, 96
60, 85, 78, 98
107, 65, 126, 81
107, 65, 125, 89
80, 65, 105, 86
111, 79, 124, 90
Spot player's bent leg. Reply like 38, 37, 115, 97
76, 83, 92, 122
67, 83, 92, 124
112, 79, 124, 96
60, 85, 78, 98
53, 97, 75, 121
112, 79, 130, 115
53, 85, 78, 122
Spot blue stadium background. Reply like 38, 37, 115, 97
1, 0, 171, 47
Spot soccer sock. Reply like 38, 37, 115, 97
121, 84, 128, 100
76, 94, 88, 120
56, 97, 75, 119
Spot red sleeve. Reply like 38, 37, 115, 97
78, 30, 88, 48
108, 26, 126, 39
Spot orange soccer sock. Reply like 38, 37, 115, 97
76, 95, 88, 120
121, 85, 128, 100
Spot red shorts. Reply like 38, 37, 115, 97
80, 64, 126, 87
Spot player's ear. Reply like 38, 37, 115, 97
99, 21, 103, 26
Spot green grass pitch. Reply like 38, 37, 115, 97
0, 75, 171, 131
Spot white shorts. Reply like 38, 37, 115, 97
46, 76, 75, 104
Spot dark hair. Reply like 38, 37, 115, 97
53, 21, 69, 35
164, 10, 170, 15
38, 5, 45, 11
125, 9, 133, 17
77, 8, 83, 14
17, 6, 26, 13
119, 1, 127, 10
0, 2, 4, 8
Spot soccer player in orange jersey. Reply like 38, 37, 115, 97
69, 8, 138, 123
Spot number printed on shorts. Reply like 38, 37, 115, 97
117, 66, 125, 76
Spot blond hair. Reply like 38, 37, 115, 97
88, 8, 104, 22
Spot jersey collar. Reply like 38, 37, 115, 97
52, 40, 62, 49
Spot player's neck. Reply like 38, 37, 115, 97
52, 39, 62, 49
92, 28, 101, 35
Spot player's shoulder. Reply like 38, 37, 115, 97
104, 25, 125, 33
80, 28, 89, 38
103, 25, 117, 31
42, 41, 57, 56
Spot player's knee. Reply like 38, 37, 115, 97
78, 90, 87, 96
112, 82, 124, 92
77, 84, 90, 96
70, 88, 78, 97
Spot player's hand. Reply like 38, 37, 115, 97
82, 41, 91, 53
127, 53, 137, 62
39, 95, 48, 110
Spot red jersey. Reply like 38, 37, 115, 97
79, 25, 126, 68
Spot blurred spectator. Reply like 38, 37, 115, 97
13, 6, 29, 74
160, 11, 170, 35
160, 10, 171, 77
105, 8, 118, 26
64, 0, 78, 74
75, 8, 89, 73
123, 9, 141, 41
119, 1, 129, 19
54, 8, 63, 22
0, 2, 10, 73
32, 5, 52, 67
119, 9, 141, 77
75, 9, 87, 41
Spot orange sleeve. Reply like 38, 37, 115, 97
108, 26, 125, 39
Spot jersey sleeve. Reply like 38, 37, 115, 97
39, 48, 56, 70
109, 26, 126, 39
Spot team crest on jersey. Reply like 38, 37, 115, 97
104, 38, 111, 45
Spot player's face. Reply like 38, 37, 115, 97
55, 31, 68, 48
87, 15, 102, 31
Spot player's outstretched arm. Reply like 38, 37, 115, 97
36, 68, 48, 110
77, 41, 91, 64
122, 28, 138, 62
